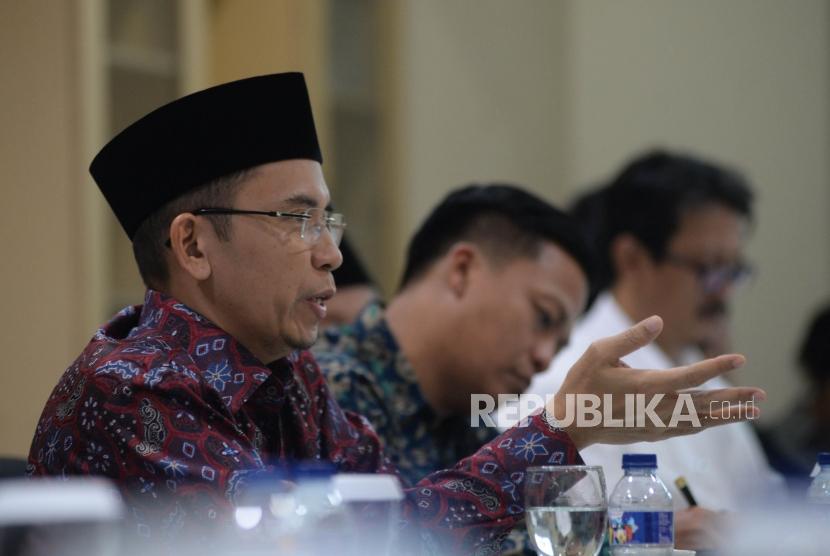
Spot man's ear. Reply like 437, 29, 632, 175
610, 233, 650, 277
168, 213, 213, 281
445, 243, 480, 298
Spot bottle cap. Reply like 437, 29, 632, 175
818, 452, 830, 466
622, 453, 658, 469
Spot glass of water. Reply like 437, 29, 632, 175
525, 465, 607, 556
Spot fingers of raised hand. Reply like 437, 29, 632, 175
660, 388, 762, 424
699, 401, 761, 426
591, 388, 763, 444
686, 387, 767, 410
637, 354, 746, 394
587, 316, 663, 365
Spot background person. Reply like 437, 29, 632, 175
501, 149, 783, 550
759, 303, 830, 492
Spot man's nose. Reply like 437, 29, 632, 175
312, 234, 343, 271
709, 280, 736, 300
531, 337, 558, 374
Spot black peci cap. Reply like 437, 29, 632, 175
89, 72, 322, 239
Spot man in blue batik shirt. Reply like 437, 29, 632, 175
314, 184, 594, 552
314, 185, 591, 486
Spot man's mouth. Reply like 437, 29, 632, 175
699, 301, 728, 319
305, 289, 335, 320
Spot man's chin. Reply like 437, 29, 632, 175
285, 327, 318, 351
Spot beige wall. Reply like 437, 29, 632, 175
0, 1, 83, 457
395, 0, 568, 255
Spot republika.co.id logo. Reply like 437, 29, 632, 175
471, 393, 757, 429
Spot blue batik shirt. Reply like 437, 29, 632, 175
313, 300, 500, 486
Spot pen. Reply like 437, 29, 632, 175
674, 476, 698, 507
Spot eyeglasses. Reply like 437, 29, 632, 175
192, 207, 346, 247
663, 254, 754, 294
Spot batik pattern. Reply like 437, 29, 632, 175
314, 301, 502, 487
28, 290, 580, 554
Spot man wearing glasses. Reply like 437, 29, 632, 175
503, 149, 782, 551
27, 76, 763, 553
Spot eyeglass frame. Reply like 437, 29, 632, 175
164, 207, 347, 248
662, 253, 754, 294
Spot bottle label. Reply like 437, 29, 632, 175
607, 510, 673, 545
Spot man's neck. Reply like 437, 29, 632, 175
385, 287, 455, 417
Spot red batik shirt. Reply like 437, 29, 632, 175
28, 290, 581, 554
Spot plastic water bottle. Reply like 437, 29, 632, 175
607, 454, 673, 556
807, 452, 830, 511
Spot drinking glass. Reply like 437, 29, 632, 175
525, 465, 607, 556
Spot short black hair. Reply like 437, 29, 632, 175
799, 304, 830, 385
131, 169, 251, 290
399, 183, 594, 289
573, 149, 755, 293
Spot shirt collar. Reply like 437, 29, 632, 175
104, 289, 283, 416
348, 301, 439, 427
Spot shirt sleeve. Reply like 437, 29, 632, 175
404, 412, 581, 554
